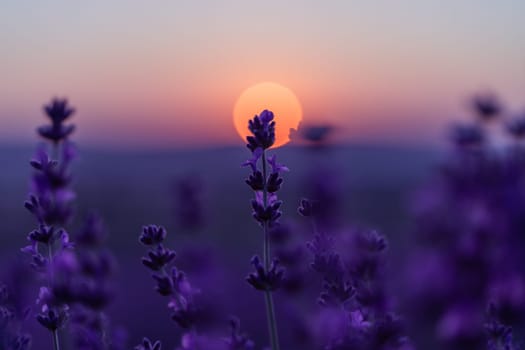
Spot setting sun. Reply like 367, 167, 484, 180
233, 82, 303, 148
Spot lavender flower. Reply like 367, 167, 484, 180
22, 98, 78, 350
242, 109, 288, 350
303, 199, 412, 350
140, 225, 167, 246
142, 245, 176, 271
450, 123, 484, 149
66, 213, 121, 349
506, 114, 525, 140
472, 93, 501, 121
245, 256, 284, 291
139, 225, 200, 329
35, 304, 69, 331
38, 98, 75, 143
405, 95, 525, 349
246, 110, 275, 151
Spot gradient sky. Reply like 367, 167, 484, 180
1, 0, 524, 148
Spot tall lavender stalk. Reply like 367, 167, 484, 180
138, 225, 203, 335
22, 98, 76, 350
243, 110, 287, 350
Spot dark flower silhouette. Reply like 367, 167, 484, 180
38, 98, 75, 143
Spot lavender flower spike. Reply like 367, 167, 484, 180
139, 225, 200, 330
22, 98, 78, 350
243, 109, 286, 350
38, 98, 75, 143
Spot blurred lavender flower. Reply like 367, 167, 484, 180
450, 123, 484, 150
472, 92, 502, 121
268, 224, 309, 295
26, 142, 76, 226
0, 284, 32, 350
68, 213, 121, 350
485, 304, 519, 350
21, 98, 79, 350
302, 200, 412, 350
300, 168, 343, 231
300, 124, 334, 144
173, 175, 206, 232
224, 317, 255, 350
405, 98, 525, 349
139, 225, 201, 329
297, 198, 320, 218
506, 114, 525, 140
173, 319, 255, 350
38, 98, 75, 143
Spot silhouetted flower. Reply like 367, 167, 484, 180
246, 110, 275, 151
139, 226, 202, 330
506, 115, 525, 140
472, 93, 501, 121
250, 193, 282, 227
38, 98, 75, 143
300, 124, 334, 144
142, 245, 176, 271
36, 304, 69, 331
246, 256, 284, 291
139, 225, 167, 246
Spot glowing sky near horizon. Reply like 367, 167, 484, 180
1, 0, 524, 148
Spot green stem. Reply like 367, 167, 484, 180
261, 151, 280, 350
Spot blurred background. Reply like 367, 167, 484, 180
1, 1, 525, 349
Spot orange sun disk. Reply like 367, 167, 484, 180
233, 82, 303, 148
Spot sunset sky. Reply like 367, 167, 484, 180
1, 1, 524, 148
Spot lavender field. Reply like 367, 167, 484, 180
2, 1, 524, 348
1, 139, 439, 349
2, 96, 525, 350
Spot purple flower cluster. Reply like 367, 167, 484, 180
138, 224, 256, 349
21, 99, 77, 348
301, 201, 414, 350
19, 98, 125, 350
139, 225, 200, 330
68, 213, 123, 350
407, 93, 524, 349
